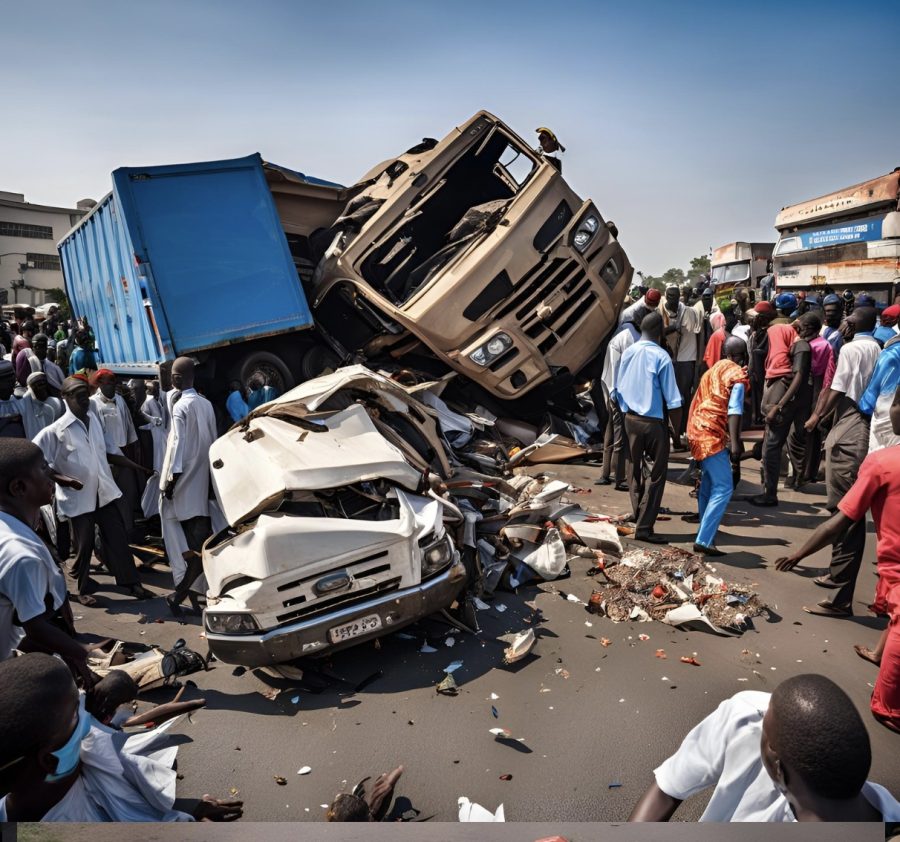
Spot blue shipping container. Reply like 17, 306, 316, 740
59, 154, 320, 374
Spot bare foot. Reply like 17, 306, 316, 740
854, 644, 881, 666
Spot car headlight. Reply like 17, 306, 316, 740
205, 612, 259, 635
420, 535, 454, 577
467, 332, 513, 367
573, 214, 600, 252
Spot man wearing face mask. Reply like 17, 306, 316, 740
629, 673, 899, 822
0, 652, 244, 821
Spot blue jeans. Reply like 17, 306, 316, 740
696, 449, 733, 547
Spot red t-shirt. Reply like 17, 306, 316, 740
838, 445, 900, 582
703, 328, 726, 369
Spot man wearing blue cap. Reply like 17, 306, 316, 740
773, 293, 797, 325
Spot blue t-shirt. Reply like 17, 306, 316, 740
614, 340, 683, 419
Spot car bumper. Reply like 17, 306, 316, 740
204, 561, 468, 667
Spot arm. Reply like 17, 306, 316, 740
766, 346, 810, 424
629, 782, 682, 822
22, 612, 96, 687
806, 387, 842, 431
121, 698, 207, 727
775, 511, 854, 571
107, 452, 153, 475
659, 358, 684, 444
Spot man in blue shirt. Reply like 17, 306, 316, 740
613, 312, 683, 543
225, 380, 248, 424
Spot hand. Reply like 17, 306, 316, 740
164, 473, 180, 500
765, 406, 780, 425
775, 555, 801, 572
193, 795, 244, 822
804, 414, 819, 433
69, 654, 101, 690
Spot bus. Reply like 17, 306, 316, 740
773, 168, 900, 305
710, 241, 774, 307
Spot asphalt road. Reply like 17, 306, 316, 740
72, 452, 900, 823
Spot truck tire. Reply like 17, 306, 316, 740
299, 344, 341, 381
231, 350, 295, 396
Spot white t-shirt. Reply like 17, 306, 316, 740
655, 690, 900, 822
830, 336, 881, 403
0, 511, 68, 660
90, 392, 137, 455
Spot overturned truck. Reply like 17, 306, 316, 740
60, 111, 632, 411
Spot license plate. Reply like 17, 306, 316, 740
328, 614, 382, 643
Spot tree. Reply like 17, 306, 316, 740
44, 288, 71, 319
687, 254, 710, 284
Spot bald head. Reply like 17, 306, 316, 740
171, 356, 196, 390
849, 306, 877, 334
723, 336, 748, 364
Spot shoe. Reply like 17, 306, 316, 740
813, 575, 841, 589
634, 532, 668, 545
594, 477, 612, 486
614, 482, 629, 492
783, 476, 797, 490
693, 542, 725, 557
803, 601, 852, 617
128, 584, 154, 600
681, 513, 700, 524
748, 494, 778, 507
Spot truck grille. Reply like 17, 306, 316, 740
273, 550, 403, 626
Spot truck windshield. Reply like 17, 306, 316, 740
360, 131, 538, 306
716, 262, 750, 283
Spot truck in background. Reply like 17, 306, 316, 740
709, 241, 774, 308
773, 168, 900, 304
58, 111, 633, 410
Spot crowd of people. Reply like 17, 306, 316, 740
1, 288, 899, 823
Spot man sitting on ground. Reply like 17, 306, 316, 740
629, 673, 899, 821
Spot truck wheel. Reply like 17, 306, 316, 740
232, 350, 294, 395
299, 344, 341, 381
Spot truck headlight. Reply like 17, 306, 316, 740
573, 214, 600, 252
468, 332, 513, 367
205, 612, 259, 635
420, 535, 454, 577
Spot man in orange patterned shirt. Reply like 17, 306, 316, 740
686, 337, 749, 556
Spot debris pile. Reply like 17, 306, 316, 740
587, 545, 767, 635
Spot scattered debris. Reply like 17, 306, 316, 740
608, 781, 623, 789
638, 633, 650, 641
458, 797, 505, 822
489, 727, 513, 738
503, 629, 536, 664
680, 656, 701, 666
655, 649, 667, 659
274, 776, 287, 786
420, 643, 438, 653
499, 773, 513, 781
491, 706, 499, 718
445, 637, 456, 648
436, 674, 459, 696
297, 766, 311, 775
600, 637, 612, 647
444, 660, 464, 674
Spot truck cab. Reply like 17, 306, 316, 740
710, 242, 774, 309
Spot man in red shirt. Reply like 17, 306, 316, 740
776, 384, 900, 733
700, 306, 739, 375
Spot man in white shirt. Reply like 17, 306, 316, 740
0, 438, 94, 685
630, 674, 899, 822
661, 284, 701, 436
19, 373, 62, 439
33, 377, 151, 605
160, 358, 217, 614
90, 369, 144, 535
804, 307, 881, 615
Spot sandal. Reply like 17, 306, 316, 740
77, 593, 98, 607
813, 575, 840, 589
803, 601, 852, 617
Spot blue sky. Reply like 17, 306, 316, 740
3, 0, 898, 274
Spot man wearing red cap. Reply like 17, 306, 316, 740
619, 288, 662, 329
875, 305, 900, 347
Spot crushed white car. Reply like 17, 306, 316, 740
202, 367, 467, 667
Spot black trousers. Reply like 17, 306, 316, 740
172, 515, 212, 602
824, 401, 870, 608
69, 501, 139, 595
674, 361, 695, 436
601, 397, 626, 484
624, 414, 670, 535
760, 380, 812, 497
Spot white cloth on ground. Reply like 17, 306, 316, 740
0, 712, 193, 821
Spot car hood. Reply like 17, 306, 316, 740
210, 403, 423, 527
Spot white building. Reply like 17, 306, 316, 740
0, 191, 93, 307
